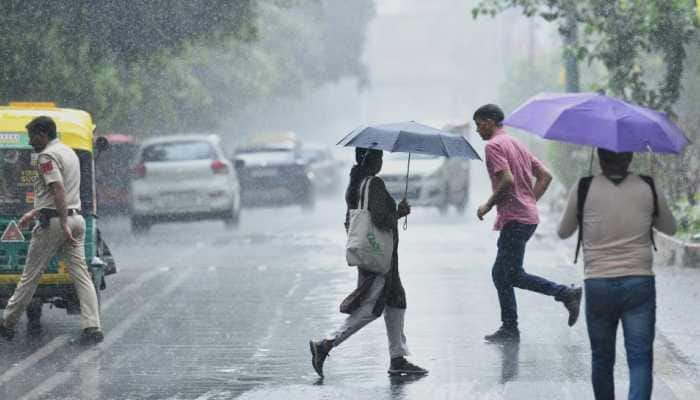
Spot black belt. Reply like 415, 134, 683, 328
38, 208, 80, 218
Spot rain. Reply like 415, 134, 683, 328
0, 1, 699, 399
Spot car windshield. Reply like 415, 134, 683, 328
142, 141, 214, 162
0, 148, 35, 214
236, 150, 296, 164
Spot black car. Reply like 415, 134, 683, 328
234, 145, 315, 209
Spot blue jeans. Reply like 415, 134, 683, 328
492, 222, 567, 328
585, 276, 656, 400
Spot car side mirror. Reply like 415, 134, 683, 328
94, 136, 110, 160
234, 159, 245, 170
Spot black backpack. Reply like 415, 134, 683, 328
574, 175, 658, 264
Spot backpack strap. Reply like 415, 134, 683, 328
574, 176, 594, 264
639, 175, 659, 251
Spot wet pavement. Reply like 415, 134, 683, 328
1, 194, 699, 399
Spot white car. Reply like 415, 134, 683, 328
379, 152, 470, 214
129, 134, 242, 233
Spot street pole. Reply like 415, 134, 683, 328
562, 9, 580, 93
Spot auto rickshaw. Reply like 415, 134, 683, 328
0, 102, 116, 329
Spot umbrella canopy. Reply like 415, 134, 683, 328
337, 121, 481, 160
504, 92, 690, 154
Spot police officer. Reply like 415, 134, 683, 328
0, 116, 103, 344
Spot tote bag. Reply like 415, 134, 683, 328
345, 176, 393, 275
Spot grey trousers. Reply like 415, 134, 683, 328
327, 275, 410, 359
3, 215, 101, 330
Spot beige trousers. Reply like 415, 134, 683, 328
3, 215, 101, 330
327, 275, 411, 359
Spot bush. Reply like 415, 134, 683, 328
673, 196, 700, 239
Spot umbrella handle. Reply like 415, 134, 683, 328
403, 153, 411, 230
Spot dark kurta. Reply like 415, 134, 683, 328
341, 175, 407, 316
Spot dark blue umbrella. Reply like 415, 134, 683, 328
337, 121, 481, 159
338, 121, 481, 228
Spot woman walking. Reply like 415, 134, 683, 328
309, 147, 427, 378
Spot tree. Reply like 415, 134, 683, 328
473, 0, 697, 113
0, 0, 375, 134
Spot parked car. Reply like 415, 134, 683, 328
379, 124, 471, 214
234, 141, 315, 209
299, 144, 342, 195
95, 133, 139, 214
129, 134, 241, 233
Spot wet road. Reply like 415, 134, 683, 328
1, 195, 699, 399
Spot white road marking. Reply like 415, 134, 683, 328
0, 335, 71, 386
18, 268, 194, 400
0, 267, 164, 386
250, 274, 301, 362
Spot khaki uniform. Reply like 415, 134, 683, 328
3, 139, 101, 330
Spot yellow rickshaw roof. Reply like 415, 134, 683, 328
0, 103, 95, 152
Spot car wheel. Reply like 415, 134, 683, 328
130, 217, 151, 234
438, 185, 449, 215
223, 208, 240, 229
301, 190, 315, 211
456, 186, 469, 215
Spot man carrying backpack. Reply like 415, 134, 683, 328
558, 148, 677, 400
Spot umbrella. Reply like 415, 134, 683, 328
504, 92, 690, 154
337, 121, 481, 228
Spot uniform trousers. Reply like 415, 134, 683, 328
3, 215, 101, 330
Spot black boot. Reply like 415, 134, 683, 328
77, 327, 104, 345
559, 286, 582, 327
309, 339, 331, 378
484, 325, 520, 343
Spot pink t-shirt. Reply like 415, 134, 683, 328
485, 128, 546, 230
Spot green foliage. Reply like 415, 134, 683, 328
498, 55, 563, 113
473, 0, 698, 113
0, 0, 375, 134
673, 196, 700, 238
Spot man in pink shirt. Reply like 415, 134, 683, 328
474, 104, 582, 343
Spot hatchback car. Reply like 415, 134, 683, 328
129, 134, 241, 233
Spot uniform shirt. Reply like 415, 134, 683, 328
34, 139, 82, 210
485, 128, 546, 230
558, 174, 677, 279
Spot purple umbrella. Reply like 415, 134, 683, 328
504, 92, 690, 154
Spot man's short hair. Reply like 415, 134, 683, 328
26, 116, 57, 140
473, 104, 505, 125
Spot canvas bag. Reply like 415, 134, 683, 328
345, 176, 393, 275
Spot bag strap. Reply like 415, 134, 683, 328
574, 176, 593, 264
639, 175, 659, 251
359, 176, 373, 210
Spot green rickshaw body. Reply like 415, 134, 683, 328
0, 103, 111, 314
